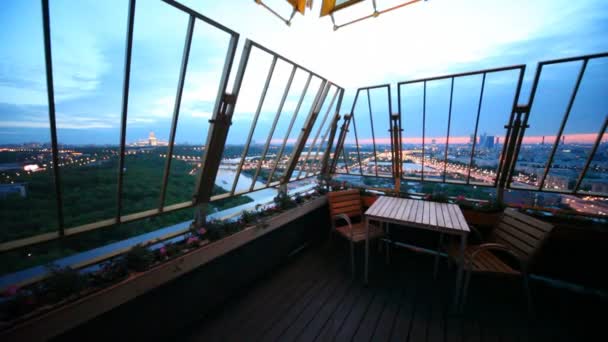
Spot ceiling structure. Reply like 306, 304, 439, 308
255, 0, 426, 30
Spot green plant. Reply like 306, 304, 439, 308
39, 265, 87, 304
89, 258, 128, 286
273, 191, 297, 211
125, 244, 155, 272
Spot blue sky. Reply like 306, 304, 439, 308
0, 0, 607, 145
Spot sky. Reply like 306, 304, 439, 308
0, 0, 607, 145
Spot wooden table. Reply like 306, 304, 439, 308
364, 196, 470, 308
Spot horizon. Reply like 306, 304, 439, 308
1, 0, 607, 146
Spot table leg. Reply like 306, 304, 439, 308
364, 216, 370, 285
385, 223, 391, 265
433, 233, 444, 279
453, 233, 466, 311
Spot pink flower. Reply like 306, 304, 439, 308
2, 285, 18, 297
187, 236, 200, 245
159, 247, 167, 256
424, 194, 432, 200
456, 195, 466, 201
198, 228, 207, 236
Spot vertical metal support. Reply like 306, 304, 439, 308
116, 0, 137, 222
495, 67, 525, 187
573, 115, 608, 193
443, 77, 454, 183
41, 0, 65, 233
301, 87, 339, 178
281, 81, 330, 183
230, 55, 278, 194
421, 81, 426, 181
349, 90, 365, 176
497, 108, 528, 202
193, 34, 242, 215
320, 89, 344, 176
538, 59, 588, 190
250, 64, 297, 190
330, 114, 351, 174
307, 109, 336, 177
390, 113, 402, 192
159, 15, 195, 209
466, 73, 486, 184
366, 89, 379, 177
266, 73, 313, 186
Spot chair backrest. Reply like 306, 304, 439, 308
492, 208, 554, 265
328, 189, 363, 219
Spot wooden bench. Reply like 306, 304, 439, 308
448, 207, 554, 312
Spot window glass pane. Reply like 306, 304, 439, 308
165, 21, 231, 206
222, 47, 273, 194
368, 87, 392, 178
302, 87, 340, 178
237, 58, 293, 190
121, 1, 188, 215
0, 2, 58, 242
446, 75, 484, 183
294, 85, 337, 179
270, 75, 323, 183
510, 62, 581, 189
469, 70, 520, 186
541, 59, 608, 192
50, 0, 128, 226
351, 89, 376, 176
423, 79, 451, 182
400, 83, 424, 180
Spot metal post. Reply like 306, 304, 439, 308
350, 91, 365, 176
192, 35, 242, 211
250, 64, 297, 190
159, 15, 195, 209
301, 88, 339, 178
495, 67, 525, 187
320, 89, 344, 176
230, 55, 278, 194
443, 77, 454, 183
422, 81, 426, 181
538, 59, 588, 190
266, 74, 312, 186
330, 114, 351, 174
573, 115, 608, 193
466, 73, 486, 184
41, 0, 65, 233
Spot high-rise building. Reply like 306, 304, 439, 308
149, 132, 158, 146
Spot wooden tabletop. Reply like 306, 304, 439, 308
365, 196, 470, 235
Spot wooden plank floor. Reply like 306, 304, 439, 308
180, 242, 605, 342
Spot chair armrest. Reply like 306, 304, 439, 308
333, 213, 352, 227
333, 214, 354, 240
468, 243, 524, 272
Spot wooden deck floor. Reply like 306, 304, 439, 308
180, 242, 604, 342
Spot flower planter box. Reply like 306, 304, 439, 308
361, 194, 378, 209
461, 209, 502, 227
0, 196, 327, 342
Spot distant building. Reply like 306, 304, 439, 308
477, 133, 494, 150
149, 132, 158, 146
130, 131, 168, 147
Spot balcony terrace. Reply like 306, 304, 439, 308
1, 0, 607, 341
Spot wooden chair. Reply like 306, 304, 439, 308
328, 189, 384, 275
447, 208, 554, 312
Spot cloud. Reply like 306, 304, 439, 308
190, 111, 212, 118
